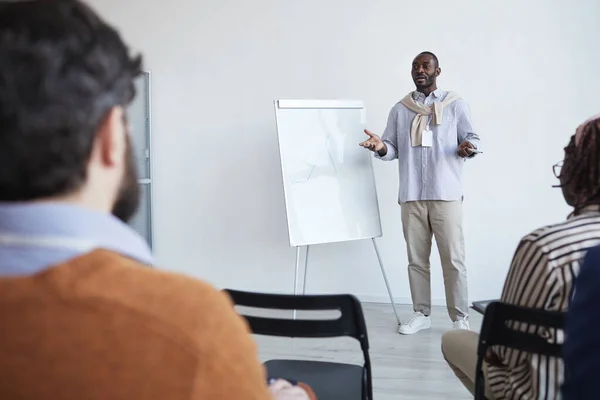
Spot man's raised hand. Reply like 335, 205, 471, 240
360, 130, 386, 154
457, 141, 475, 158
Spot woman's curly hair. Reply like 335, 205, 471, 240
560, 117, 600, 213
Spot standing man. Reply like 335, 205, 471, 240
360, 51, 481, 334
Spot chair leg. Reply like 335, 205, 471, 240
362, 368, 367, 400
362, 366, 373, 400
474, 358, 486, 400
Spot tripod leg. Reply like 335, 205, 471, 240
301, 246, 310, 295
372, 238, 401, 325
293, 246, 301, 319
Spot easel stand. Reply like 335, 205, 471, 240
292, 238, 401, 325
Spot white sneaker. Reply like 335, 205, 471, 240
398, 312, 431, 335
453, 317, 470, 330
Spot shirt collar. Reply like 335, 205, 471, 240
0, 202, 153, 266
412, 88, 443, 100
568, 204, 600, 219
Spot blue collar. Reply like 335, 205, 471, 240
0, 202, 153, 276
412, 88, 443, 100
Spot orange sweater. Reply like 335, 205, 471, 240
0, 250, 277, 399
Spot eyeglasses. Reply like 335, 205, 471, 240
553, 161, 563, 178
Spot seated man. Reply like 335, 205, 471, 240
562, 245, 600, 399
0, 1, 314, 399
441, 114, 600, 399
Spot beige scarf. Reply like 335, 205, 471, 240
400, 91, 461, 147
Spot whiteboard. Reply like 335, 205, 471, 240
275, 100, 383, 247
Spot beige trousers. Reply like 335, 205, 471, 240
400, 200, 468, 320
441, 330, 496, 399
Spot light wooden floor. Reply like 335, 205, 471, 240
252, 303, 483, 400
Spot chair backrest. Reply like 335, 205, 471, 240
478, 301, 565, 358
474, 301, 566, 400
224, 289, 369, 351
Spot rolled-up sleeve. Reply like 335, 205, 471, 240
374, 106, 398, 161
456, 100, 481, 153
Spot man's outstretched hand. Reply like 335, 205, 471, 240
360, 129, 386, 155
457, 141, 475, 158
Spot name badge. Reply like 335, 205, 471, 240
421, 126, 433, 147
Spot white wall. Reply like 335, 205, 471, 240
89, 0, 600, 306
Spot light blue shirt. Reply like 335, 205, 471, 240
376, 89, 481, 203
0, 203, 153, 276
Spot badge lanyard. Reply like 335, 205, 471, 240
422, 114, 434, 148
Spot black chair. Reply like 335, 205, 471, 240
224, 289, 372, 400
475, 301, 565, 400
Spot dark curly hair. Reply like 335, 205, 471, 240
560, 117, 600, 213
0, 0, 142, 201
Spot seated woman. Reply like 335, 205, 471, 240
441, 114, 600, 399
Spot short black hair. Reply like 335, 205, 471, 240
0, 0, 142, 201
561, 118, 600, 212
417, 51, 439, 68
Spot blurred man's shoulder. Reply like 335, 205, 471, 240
56, 249, 236, 334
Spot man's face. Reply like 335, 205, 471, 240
111, 127, 140, 223
411, 54, 439, 90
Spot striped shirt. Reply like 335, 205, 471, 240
487, 205, 600, 400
